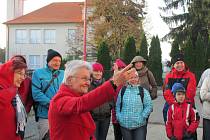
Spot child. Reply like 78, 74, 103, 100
116, 74, 153, 140
166, 83, 200, 140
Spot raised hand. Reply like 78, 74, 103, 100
112, 63, 137, 87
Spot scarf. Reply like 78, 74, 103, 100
15, 93, 27, 138
92, 78, 104, 87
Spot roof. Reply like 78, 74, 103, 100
5, 2, 86, 25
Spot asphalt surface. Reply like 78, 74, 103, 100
24, 89, 203, 140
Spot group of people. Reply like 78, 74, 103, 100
0, 48, 209, 140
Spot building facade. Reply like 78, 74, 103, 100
5, 2, 96, 69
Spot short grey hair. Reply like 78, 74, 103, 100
63, 60, 92, 84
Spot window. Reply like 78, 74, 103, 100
87, 25, 94, 34
43, 55, 47, 67
68, 29, 76, 44
29, 55, 40, 69
44, 29, 56, 43
30, 30, 42, 44
86, 8, 94, 17
15, 29, 27, 44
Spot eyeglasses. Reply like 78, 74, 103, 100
15, 71, 27, 78
72, 76, 91, 82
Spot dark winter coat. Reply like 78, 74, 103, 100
89, 78, 112, 120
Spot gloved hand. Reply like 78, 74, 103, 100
170, 136, 177, 140
11, 97, 17, 107
183, 131, 192, 138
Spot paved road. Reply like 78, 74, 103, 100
24, 89, 203, 140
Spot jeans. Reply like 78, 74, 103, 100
184, 138, 193, 140
203, 118, 210, 140
163, 102, 170, 123
38, 118, 49, 140
94, 117, 110, 140
120, 125, 146, 140
145, 115, 150, 135
113, 123, 123, 140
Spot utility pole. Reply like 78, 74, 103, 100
83, 0, 87, 61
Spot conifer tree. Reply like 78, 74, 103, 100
123, 36, 136, 64
170, 38, 180, 62
183, 37, 195, 71
206, 40, 210, 68
194, 34, 206, 80
148, 36, 163, 85
97, 41, 112, 80
138, 33, 148, 60
91, 0, 145, 57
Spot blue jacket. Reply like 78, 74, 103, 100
32, 66, 64, 119
116, 85, 153, 129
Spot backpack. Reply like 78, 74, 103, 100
120, 86, 144, 112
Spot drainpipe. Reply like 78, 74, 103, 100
6, 25, 9, 61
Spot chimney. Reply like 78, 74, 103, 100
7, 0, 24, 20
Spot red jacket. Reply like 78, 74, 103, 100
18, 77, 33, 113
163, 67, 196, 105
0, 61, 21, 140
48, 81, 116, 140
166, 102, 199, 140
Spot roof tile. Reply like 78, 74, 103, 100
5, 2, 85, 24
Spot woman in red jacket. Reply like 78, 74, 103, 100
0, 59, 27, 140
48, 60, 136, 140
10, 55, 33, 113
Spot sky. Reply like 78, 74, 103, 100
0, 0, 171, 60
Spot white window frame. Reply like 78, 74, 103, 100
68, 29, 77, 44
29, 55, 40, 69
30, 29, 42, 44
15, 29, 27, 44
43, 55, 47, 67
44, 29, 56, 44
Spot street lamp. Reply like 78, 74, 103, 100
83, 0, 87, 61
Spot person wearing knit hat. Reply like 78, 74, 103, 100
171, 53, 184, 65
32, 49, 64, 140
47, 49, 62, 64
115, 59, 126, 69
46, 49, 62, 70
170, 53, 186, 72
89, 62, 112, 140
163, 52, 196, 131
171, 83, 186, 95
92, 62, 104, 79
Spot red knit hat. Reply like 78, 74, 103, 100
92, 62, 104, 72
115, 59, 126, 69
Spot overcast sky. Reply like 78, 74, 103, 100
0, 0, 171, 60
